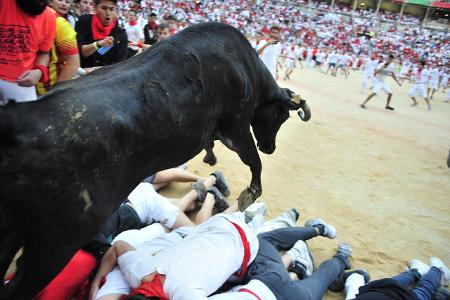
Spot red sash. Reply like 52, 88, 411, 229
229, 221, 251, 279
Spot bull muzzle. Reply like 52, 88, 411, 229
291, 95, 311, 122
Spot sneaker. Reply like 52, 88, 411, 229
287, 240, 314, 277
211, 171, 230, 197
408, 259, 430, 277
430, 257, 450, 286
360, 104, 367, 109
206, 186, 229, 212
245, 202, 267, 220
191, 180, 206, 202
288, 260, 308, 280
385, 106, 395, 110
329, 269, 370, 292
289, 208, 300, 222
305, 219, 336, 239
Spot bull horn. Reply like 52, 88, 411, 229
297, 99, 311, 122
292, 95, 302, 105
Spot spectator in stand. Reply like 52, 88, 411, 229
124, 10, 144, 58
74, 0, 93, 17
0, 0, 56, 105
166, 15, 178, 35
75, 0, 128, 68
143, 12, 158, 45
36, 0, 80, 95
156, 22, 171, 43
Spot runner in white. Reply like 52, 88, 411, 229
409, 60, 431, 111
325, 51, 339, 76
360, 54, 401, 110
360, 53, 379, 94
428, 65, 442, 100
439, 68, 449, 93
336, 51, 350, 79
283, 44, 298, 80
256, 26, 283, 79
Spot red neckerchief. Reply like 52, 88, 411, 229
129, 20, 137, 26
91, 14, 116, 40
126, 274, 168, 300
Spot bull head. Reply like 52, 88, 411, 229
281, 89, 312, 122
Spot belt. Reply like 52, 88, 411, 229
229, 221, 251, 279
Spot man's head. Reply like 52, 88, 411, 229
166, 15, 177, 28
420, 60, 427, 67
251, 89, 310, 154
148, 13, 157, 22
77, 0, 93, 14
128, 10, 137, 22
50, 0, 72, 16
157, 22, 170, 42
270, 26, 281, 41
94, 0, 117, 26
387, 53, 395, 63
16, 0, 48, 16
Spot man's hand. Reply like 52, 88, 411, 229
268, 38, 278, 45
98, 36, 114, 47
16, 69, 42, 87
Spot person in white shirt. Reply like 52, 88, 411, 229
283, 44, 298, 80
409, 60, 431, 111
360, 54, 401, 110
315, 50, 325, 72
256, 26, 283, 79
336, 51, 350, 79
90, 212, 259, 300
326, 51, 339, 76
360, 53, 378, 94
125, 10, 145, 58
428, 66, 441, 100
439, 69, 449, 93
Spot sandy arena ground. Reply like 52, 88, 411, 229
163, 65, 450, 299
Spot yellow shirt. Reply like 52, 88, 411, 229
36, 15, 78, 95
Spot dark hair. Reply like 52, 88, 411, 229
94, 0, 117, 5
158, 22, 170, 30
166, 15, 176, 21
388, 54, 395, 59
149, 13, 157, 17
16, 0, 48, 16
270, 25, 281, 32
420, 60, 427, 66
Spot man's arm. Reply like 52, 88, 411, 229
256, 39, 271, 55
16, 52, 50, 87
89, 241, 136, 300
58, 54, 80, 81
391, 72, 401, 86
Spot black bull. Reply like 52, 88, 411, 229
0, 22, 311, 298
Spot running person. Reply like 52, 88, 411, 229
360, 54, 401, 110
427, 65, 441, 100
283, 44, 298, 80
360, 53, 378, 94
409, 60, 431, 111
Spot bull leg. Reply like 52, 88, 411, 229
203, 141, 217, 166
0, 236, 79, 300
219, 129, 262, 211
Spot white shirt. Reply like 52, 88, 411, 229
209, 280, 277, 300
328, 52, 339, 64
429, 68, 441, 82
257, 40, 282, 77
125, 23, 145, 50
363, 58, 378, 74
118, 213, 259, 300
412, 68, 430, 84
375, 62, 395, 82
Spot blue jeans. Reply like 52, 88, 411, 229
245, 227, 347, 300
392, 267, 442, 300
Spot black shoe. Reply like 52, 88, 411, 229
329, 269, 370, 292
385, 106, 395, 110
290, 208, 300, 222
192, 180, 206, 202
211, 171, 230, 197
288, 261, 308, 280
207, 186, 229, 212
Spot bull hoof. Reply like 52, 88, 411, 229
203, 155, 217, 166
237, 187, 260, 211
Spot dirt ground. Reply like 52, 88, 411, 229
164, 65, 450, 299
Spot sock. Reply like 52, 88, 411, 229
345, 273, 365, 300
314, 224, 325, 235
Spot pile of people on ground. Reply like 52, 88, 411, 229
13, 166, 449, 300
1, 1, 450, 299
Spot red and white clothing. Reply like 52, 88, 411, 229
373, 62, 395, 94
209, 279, 277, 300
125, 22, 145, 51
117, 213, 259, 300
284, 46, 298, 70
408, 67, 430, 98
428, 67, 441, 90
257, 40, 282, 78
